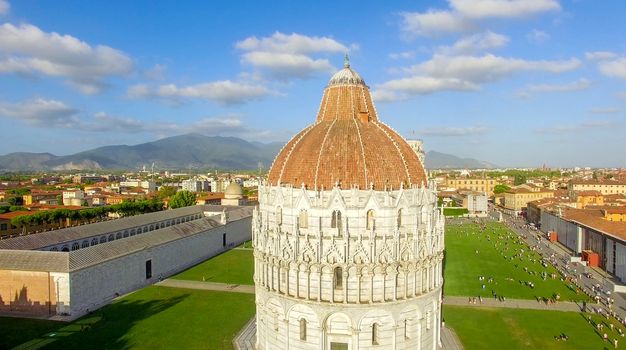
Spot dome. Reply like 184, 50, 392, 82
268, 63, 427, 190
224, 182, 243, 199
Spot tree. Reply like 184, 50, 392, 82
514, 175, 527, 186
493, 184, 511, 194
169, 190, 196, 209
157, 186, 178, 200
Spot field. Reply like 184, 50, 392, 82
171, 247, 254, 285
2, 286, 255, 350
444, 305, 625, 350
444, 221, 589, 302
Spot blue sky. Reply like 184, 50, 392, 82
0, 0, 625, 167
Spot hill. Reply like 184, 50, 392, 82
0, 134, 496, 171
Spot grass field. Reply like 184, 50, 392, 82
1, 286, 255, 350
444, 305, 625, 350
171, 248, 254, 285
444, 221, 589, 302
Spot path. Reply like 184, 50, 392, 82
444, 296, 582, 312
156, 279, 255, 294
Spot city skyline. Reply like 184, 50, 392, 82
0, 0, 625, 167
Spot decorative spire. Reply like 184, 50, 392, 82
344, 53, 350, 68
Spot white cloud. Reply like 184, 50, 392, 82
235, 32, 347, 54
598, 58, 626, 80
389, 51, 416, 60
240, 51, 334, 79
373, 76, 478, 102
419, 126, 489, 136
400, 0, 560, 37
0, 23, 132, 93
0, 0, 10, 15
407, 54, 580, 84
143, 64, 167, 80
450, 0, 560, 19
589, 107, 622, 114
536, 120, 620, 134
236, 32, 349, 80
0, 98, 79, 127
128, 80, 272, 105
437, 31, 509, 54
400, 10, 474, 37
585, 51, 617, 61
526, 29, 550, 43
377, 54, 580, 101
519, 78, 590, 95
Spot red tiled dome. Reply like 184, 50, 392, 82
268, 64, 427, 190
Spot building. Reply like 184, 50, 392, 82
453, 190, 488, 215
119, 179, 156, 193
503, 184, 554, 214
0, 205, 252, 318
182, 178, 210, 193
62, 189, 85, 206
445, 178, 498, 196
23, 190, 62, 205
568, 179, 626, 195
406, 139, 425, 165
538, 206, 626, 289
72, 175, 105, 184
221, 182, 247, 206
253, 61, 445, 350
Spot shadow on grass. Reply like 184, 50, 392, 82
12, 293, 189, 350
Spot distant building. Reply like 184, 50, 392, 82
453, 190, 488, 215
446, 177, 498, 195
119, 179, 156, 193
72, 175, 105, 184
221, 182, 246, 206
182, 178, 210, 193
503, 184, 554, 213
407, 139, 426, 165
568, 179, 626, 195
62, 190, 84, 206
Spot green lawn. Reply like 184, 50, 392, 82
2, 286, 255, 350
171, 248, 254, 285
445, 305, 624, 350
444, 221, 589, 302
443, 208, 469, 217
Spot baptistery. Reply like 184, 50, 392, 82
253, 58, 445, 350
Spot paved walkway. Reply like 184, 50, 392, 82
156, 279, 255, 294
444, 296, 582, 312
233, 316, 256, 350
441, 325, 464, 350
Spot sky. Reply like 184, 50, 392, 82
0, 0, 625, 168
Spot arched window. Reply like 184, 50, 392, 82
299, 210, 308, 228
334, 267, 343, 289
366, 209, 375, 230
404, 319, 409, 339
176, 218, 180, 224
116, 232, 122, 239
130, 229, 136, 236
91, 238, 98, 246
397, 209, 403, 229
62, 245, 69, 252
109, 234, 115, 242
150, 225, 154, 231
277, 207, 283, 225
100, 236, 107, 244
331, 210, 342, 235
51, 247, 58, 251
71, 242, 80, 251
372, 323, 379, 345
299, 318, 307, 341
81, 240, 89, 248
142, 227, 148, 233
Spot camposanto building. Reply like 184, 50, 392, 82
253, 60, 445, 350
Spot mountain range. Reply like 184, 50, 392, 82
0, 133, 496, 171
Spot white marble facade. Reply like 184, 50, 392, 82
253, 182, 445, 350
